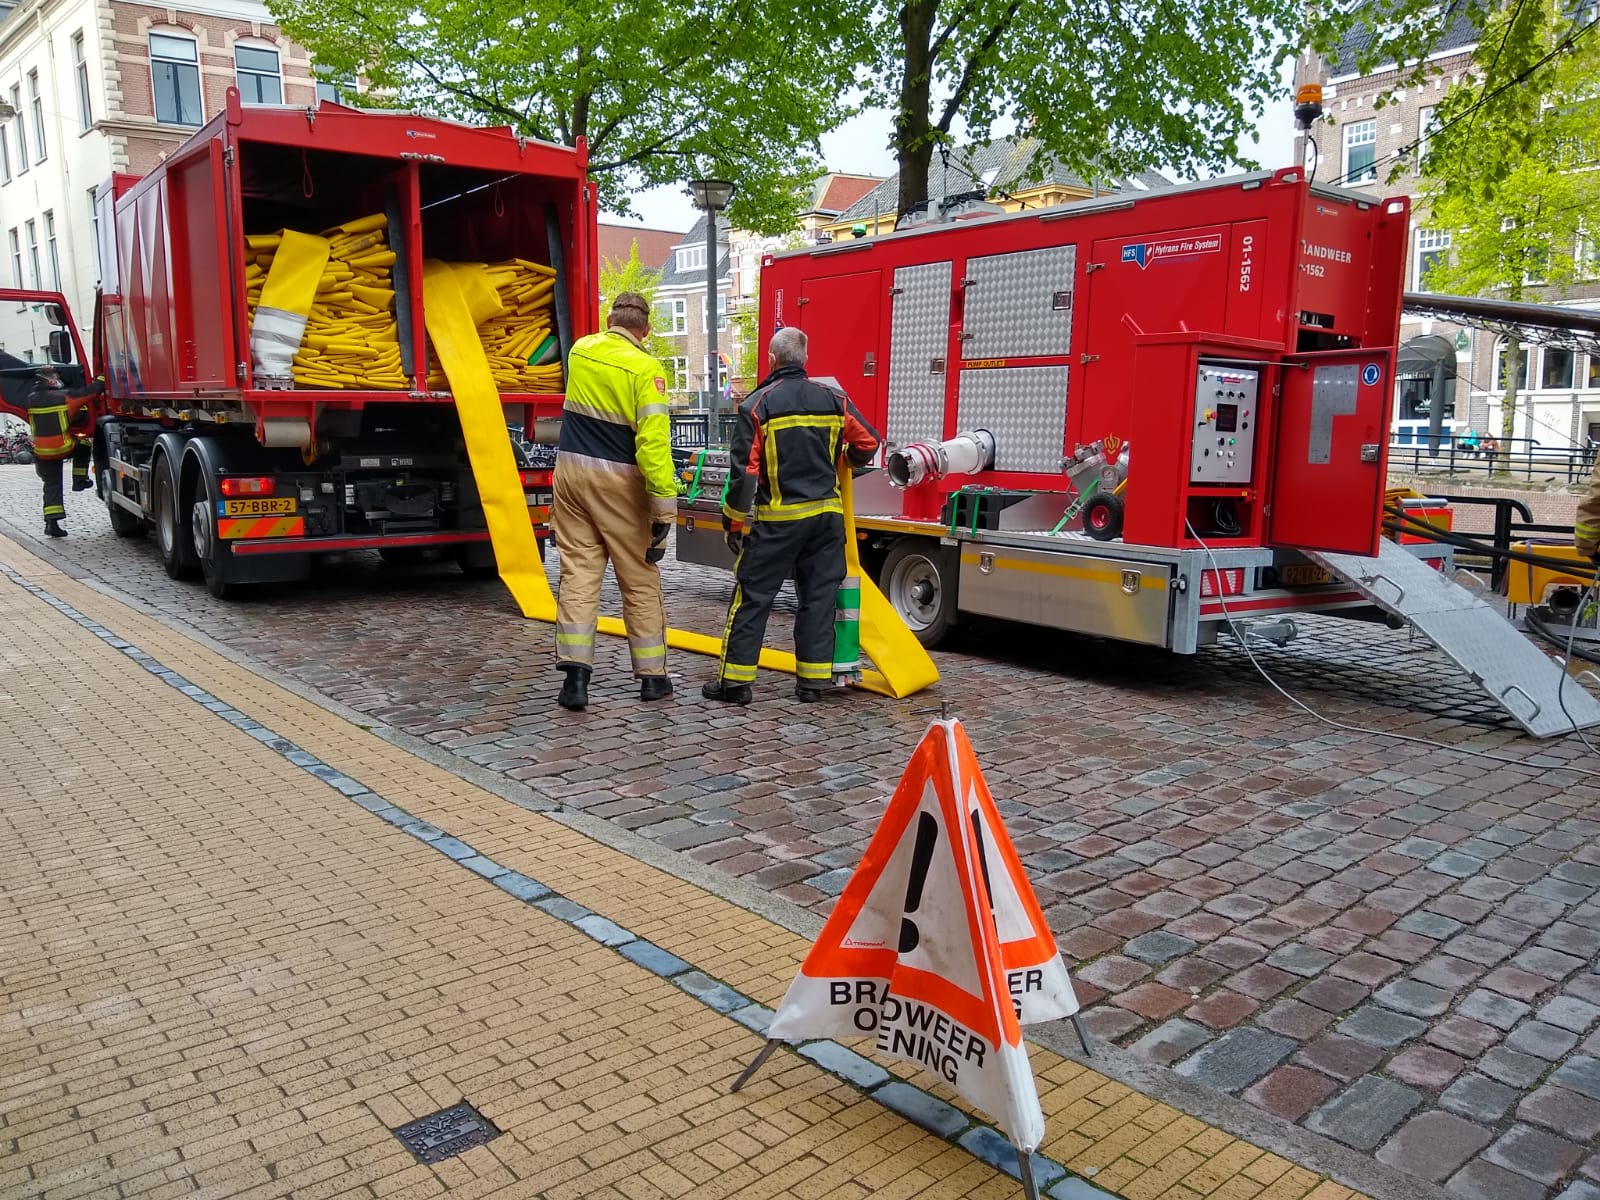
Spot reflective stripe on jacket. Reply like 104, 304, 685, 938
556, 329, 676, 504
27, 401, 75, 459
723, 365, 880, 525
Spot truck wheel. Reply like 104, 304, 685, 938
191, 472, 236, 598
1083, 492, 1125, 542
102, 467, 147, 537
881, 539, 955, 648
154, 454, 199, 580
455, 543, 499, 580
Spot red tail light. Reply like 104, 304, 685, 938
519, 469, 550, 488
220, 476, 274, 497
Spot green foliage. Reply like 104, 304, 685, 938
876, 0, 1500, 216
270, 0, 866, 233
598, 242, 676, 363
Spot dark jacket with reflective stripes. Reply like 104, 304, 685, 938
5, 380, 91, 459
723, 365, 880, 526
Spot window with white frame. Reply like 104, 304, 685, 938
1541, 347, 1575, 390
1495, 339, 1532, 391
0, 119, 9, 182
1414, 229, 1451, 289
1587, 354, 1600, 390
1416, 106, 1439, 169
88, 189, 102, 282
12, 86, 27, 172
656, 297, 686, 335
28, 71, 45, 162
675, 244, 706, 272
150, 32, 203, 127
315, 74, 355, 104
667, 356, 688, 391
8, 228, 21, 288
25, 220, 41, 289
1577, 226, 1599, 279
235, 43, 283, 106
1342, 119, 1377, 183
73, 32, 93, 131
702, 354, 730, 393
700, 293, 729, 333
44, 211, 59, 289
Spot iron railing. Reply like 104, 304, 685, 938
1387, 435, 1597, 485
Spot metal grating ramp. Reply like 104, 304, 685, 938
1307, 541, 1600, 738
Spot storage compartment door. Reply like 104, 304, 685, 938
167, 141, 235, 388
885, 261, 952, 449
797, 269, 883, 434
1268, 348, 1394, 556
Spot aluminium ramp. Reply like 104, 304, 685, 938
1305, 540, 1600, 738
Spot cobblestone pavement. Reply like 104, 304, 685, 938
5, 466, 1600, 1200
1, 535, 1363, 1200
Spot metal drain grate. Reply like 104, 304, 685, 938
392, 1102, 502, 1163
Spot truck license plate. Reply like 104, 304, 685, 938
222, 497, 295, 516
1281, 565, 1331, 587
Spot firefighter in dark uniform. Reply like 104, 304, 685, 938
702, 326, 880, 704
3, 364, 99, 537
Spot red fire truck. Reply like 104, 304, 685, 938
679, 167, 1433, 653
1, 89, 587, 595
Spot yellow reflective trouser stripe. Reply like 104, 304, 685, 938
1578, 522, 1600, 536
796, 660, 832, 680
43, 504, 65, 517
629, 641, 666, 660
721, 662, 758, 683
756, 497, 843, 522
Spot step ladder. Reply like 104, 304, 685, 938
1306, 540, 1600, 739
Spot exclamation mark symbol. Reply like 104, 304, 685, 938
899, 813, 939, 953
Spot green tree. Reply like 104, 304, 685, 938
598, 241, 677, 363
270, 0, 865, 233
1416, 2, 1600, 471
875, 0, 1501, 219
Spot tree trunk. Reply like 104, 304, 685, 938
895, 0, 937, 221
1498, 341, 1522, 476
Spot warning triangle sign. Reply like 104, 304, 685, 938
765, 719, 1080, 1151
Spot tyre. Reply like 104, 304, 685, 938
153, 452, 199, 580
455, 543, 499, 580
191, 471, 237, 598
881, 538, 956, 648
1082, 491, 1125, 542
103, 467, 148, 537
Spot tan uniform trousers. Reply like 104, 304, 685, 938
552, 462, 668, 676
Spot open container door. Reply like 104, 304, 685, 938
1267, 347, 1394, 556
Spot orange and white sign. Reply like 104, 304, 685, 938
766, 719, 1078, 1150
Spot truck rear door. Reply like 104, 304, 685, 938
797, 269, 883, 434
1267, 348, 1394, 555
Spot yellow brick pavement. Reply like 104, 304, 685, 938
0, 536, 1369, 1200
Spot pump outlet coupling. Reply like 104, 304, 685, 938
886, 429, 996, 488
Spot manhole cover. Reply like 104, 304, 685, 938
393, 1102, 502, 1163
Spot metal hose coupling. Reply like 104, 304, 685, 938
886, 429, 996, 488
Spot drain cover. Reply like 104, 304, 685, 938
393, 1102, 502, 1163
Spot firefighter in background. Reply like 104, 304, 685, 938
703, 326, 880, 705
0, 362, 99, 538
1577, 453, 1600, 563
550, 292, 677, 711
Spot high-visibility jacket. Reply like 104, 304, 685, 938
555, 329, 677, 520
19, 387, 84, 459
1578, 456, 1600, 558
723, 365, 880, 527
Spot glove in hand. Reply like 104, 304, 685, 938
725, 529, 744, 557
645, 521, 670, 565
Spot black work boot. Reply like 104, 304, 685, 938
72, 477, 92, 492
795, 682, 829, 703
557, 664, 591, 711
701, 680, 752, 705
44, 518, 67, 538
639, 675, 673, 702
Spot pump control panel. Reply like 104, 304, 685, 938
1190, 363, 1261, 485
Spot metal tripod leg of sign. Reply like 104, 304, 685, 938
1017, 1148, 1041, 1200
729, 1038, 782, 1092
1071, 1013, 1092, 1056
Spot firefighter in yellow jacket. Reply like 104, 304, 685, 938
0, 362, 99, 538
551, 292, 677, 711
1577, 454, 1600, 564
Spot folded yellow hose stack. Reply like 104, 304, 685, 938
246, 218, 563, 394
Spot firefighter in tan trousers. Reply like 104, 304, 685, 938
1577, 456, 1600, 565
551, 292, 678, 711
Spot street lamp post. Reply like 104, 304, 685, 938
688, 179, 736, 425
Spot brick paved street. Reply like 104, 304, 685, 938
4, 466, 1600, 1199
0, 534, 1367, 1200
